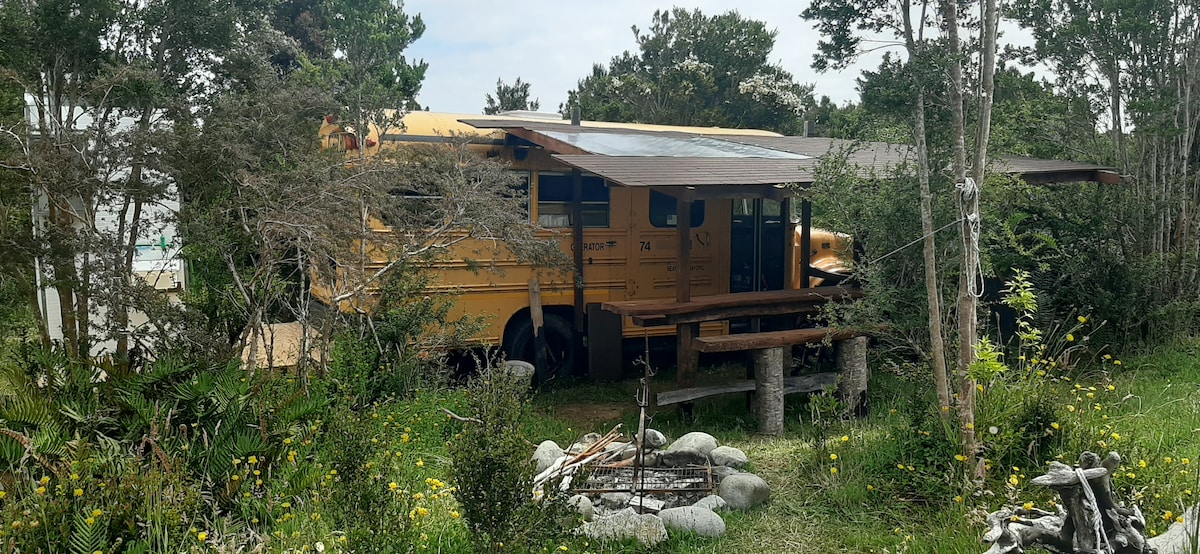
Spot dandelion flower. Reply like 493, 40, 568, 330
830, 467, 839, 474
1067, 334, 1075, 342
1051, 422, 1060, 430
830, 454, 838, 461
1023, 502, 1034, 510
416, 459, 425, 467
197, 532, 208, 541
1139, 460, 1148, 468
389, 482, 399, 491
841, 435, 849, 442
1009, 475, 1020, 486
953, 495, 963, 503
1078, 316, 1087, 324
956, 454, 968, 462
92, 509, 103, 517
451, 511, 461, 518
1164, 511, 1175, 521
867, 485, 875, 491
35, 486, 45, 495
73, 488, 83, 497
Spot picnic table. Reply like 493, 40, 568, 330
602, 285, 871, 434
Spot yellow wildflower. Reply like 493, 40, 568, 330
956, 454, 968, 462
35, 486, 45, 495
416, 459, 425, 467
1067, 334, 1075, 342
830, 454, 838, 461
1078, 316, 1087, 324
389, 482, 399, 491
197, 532, 208, 541
92, 509, 103, 517
73, 488, 83, 497
1050, 422, 1060, 430
830, 467, 839, 474
1139, 460, 1148, 468
451, 510, 461, 518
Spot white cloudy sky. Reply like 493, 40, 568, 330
402, 1, 1043, 116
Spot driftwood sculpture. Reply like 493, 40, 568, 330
982, 451, 1155, 554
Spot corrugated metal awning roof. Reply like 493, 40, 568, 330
551, 155, 817, 199
460, 118, 1121, 193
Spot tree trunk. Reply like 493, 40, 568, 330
957, 0, 1000, 464
836, 337, 870, 417
914, 86, 953, 416
752, 347, 786, 436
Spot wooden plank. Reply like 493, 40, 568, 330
694, 327, 864, 353
528, 279, 548, 382
602, 286, 864, 317
528, 279, 544, 332
656, 372, 838, 406
630, 300, 826, 326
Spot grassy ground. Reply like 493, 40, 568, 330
5, 338, 1195, 552
368, 336, 1200, 553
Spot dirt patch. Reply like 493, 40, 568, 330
549, 403, 630, 428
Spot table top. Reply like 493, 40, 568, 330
601, 286, 863, 325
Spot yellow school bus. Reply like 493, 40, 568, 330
316, 111, 854, 378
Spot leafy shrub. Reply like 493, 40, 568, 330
324, 268, 485, 406
447, 366, 573, 552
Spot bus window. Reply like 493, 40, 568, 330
649, 190, 705, 228
506, 170, 531, 221
536, 173, 609, 228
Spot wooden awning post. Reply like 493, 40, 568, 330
783, 197, 797, 290
800, 198, 812, 289
676, 193, 698, 386
571, 170, 586, 377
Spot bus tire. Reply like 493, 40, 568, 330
503, 313, 578, 380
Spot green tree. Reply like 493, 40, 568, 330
483, 77, 540, 114
0, 0, 256, 358
1010, 0, 1200, 335
804, 0, 1003, 461
317, 0, 427, 158
564, 8, 814, 133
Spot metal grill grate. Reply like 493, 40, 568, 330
574, 465, 713, 494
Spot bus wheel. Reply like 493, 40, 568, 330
503, 314, 578, 380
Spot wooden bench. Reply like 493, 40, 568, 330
657, 326, 872, 435
656, 372, 838, 406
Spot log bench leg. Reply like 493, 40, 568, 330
752, 347, 786, 435
836, 336, 869, 417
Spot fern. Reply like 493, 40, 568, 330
69, 509, 107, 554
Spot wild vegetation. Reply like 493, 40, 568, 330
0, 1, 1197, 553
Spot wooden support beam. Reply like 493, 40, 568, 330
783, 197, 797, 290
676, 194, 696, 385
800, 198, 812, 289
573, 171, 588, 374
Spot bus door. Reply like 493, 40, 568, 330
730, 198, 786, 294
